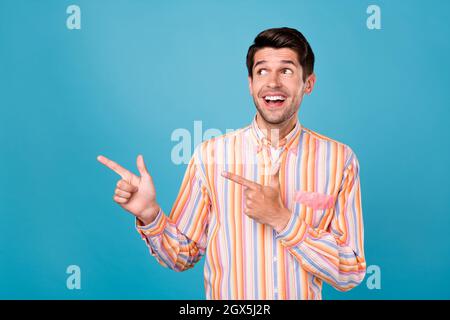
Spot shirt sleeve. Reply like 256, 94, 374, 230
135, 146, 211, 272
276, 148, 366, 291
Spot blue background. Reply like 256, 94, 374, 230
1, 0, 449, 299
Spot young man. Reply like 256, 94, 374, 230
98, 27, 366, 300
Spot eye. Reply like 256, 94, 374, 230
282, 68, 293, 75
257, 69, 268, 76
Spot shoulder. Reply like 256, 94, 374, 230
301, 126, 359, 168
190, 124, 251, 168
194, 124, 251, 153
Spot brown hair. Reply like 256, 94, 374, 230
246, 27, 315, 81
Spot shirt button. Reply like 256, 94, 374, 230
273, 257, 277, 262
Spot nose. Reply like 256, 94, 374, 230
267, 72, 282, 88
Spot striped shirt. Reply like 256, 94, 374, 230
136, 115, 366, 300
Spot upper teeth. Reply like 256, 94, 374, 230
265, 96, 285, 101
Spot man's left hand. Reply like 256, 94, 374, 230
221, 166, 291, 233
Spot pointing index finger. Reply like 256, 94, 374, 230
97, 155, 135, 182
222, 171, 260, 189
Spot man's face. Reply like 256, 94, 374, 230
248, 47, 315, 125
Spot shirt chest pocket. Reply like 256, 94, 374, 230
293, 190, 336, 229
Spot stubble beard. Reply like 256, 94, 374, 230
253, 96, 299, 126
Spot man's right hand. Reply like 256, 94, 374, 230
97, 154, 160, 225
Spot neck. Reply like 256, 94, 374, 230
255, 112, 298, 146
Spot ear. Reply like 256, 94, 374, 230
248, 76, 253, 96
304, 73, 317, 95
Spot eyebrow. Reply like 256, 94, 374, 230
253, 59, 298, 69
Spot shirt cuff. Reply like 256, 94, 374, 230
135, 208, 167, 238
275, 210, 308, 248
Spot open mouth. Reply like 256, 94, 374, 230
263, 95, 286, 108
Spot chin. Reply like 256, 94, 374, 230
261, 108, 298, 126
259, 112, 286, 125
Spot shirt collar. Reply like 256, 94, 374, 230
250, 114, 302, 155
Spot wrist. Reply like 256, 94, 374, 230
138, 204, 160, 225
274, 207, 291, 233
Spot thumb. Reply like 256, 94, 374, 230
136, 154, 150, 177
